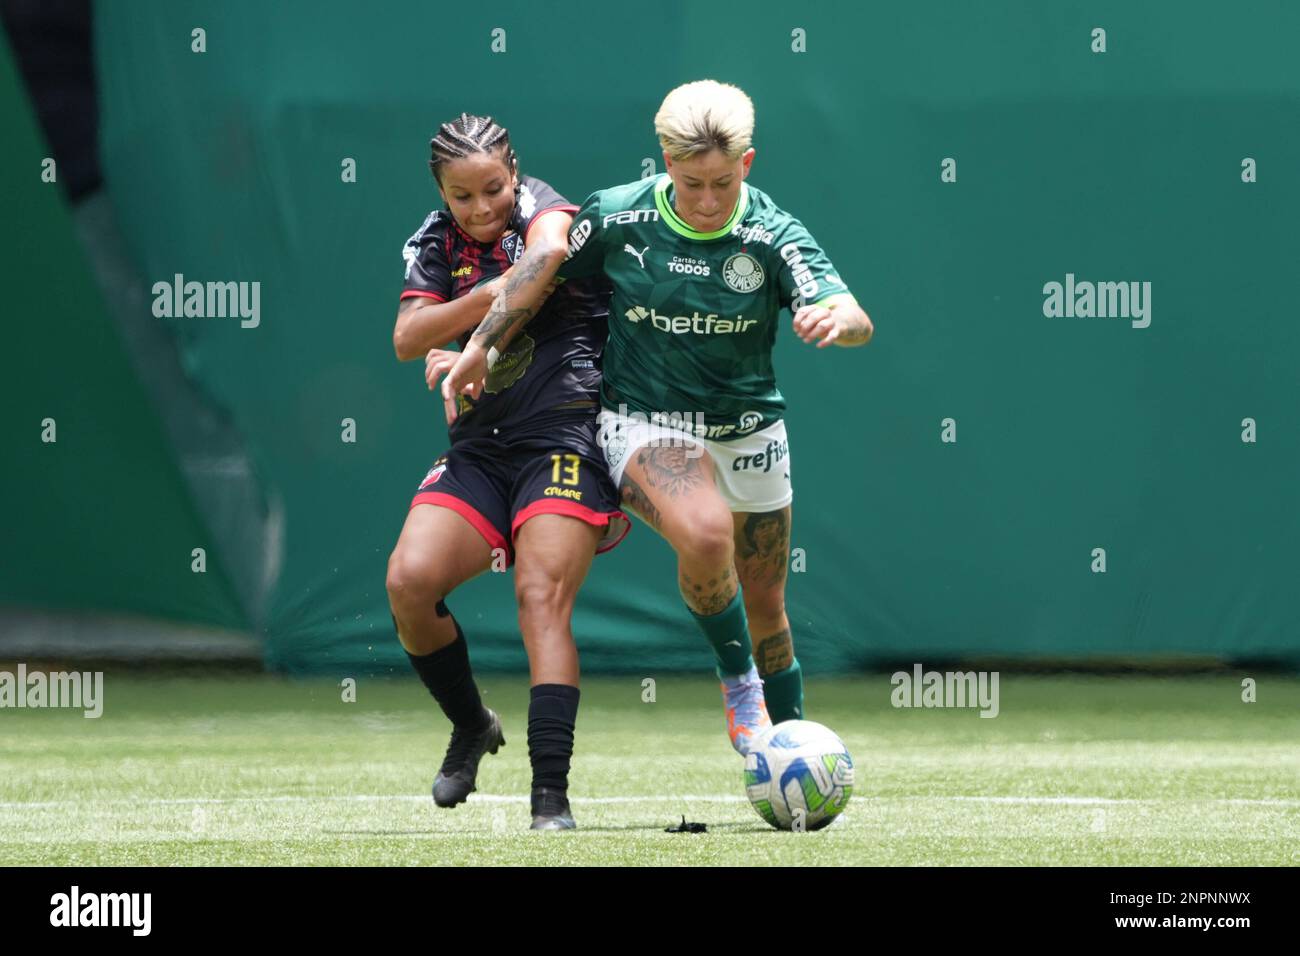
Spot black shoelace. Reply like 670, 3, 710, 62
440, 719, 489, 774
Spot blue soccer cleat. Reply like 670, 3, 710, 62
722, 666, 773, 756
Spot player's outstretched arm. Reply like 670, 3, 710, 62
792, 298, 873, 349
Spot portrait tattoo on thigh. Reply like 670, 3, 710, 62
637, 445, 704, 499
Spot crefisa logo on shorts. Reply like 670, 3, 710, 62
731, 436, 787, 473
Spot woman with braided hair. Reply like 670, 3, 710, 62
386, 113, 627, 830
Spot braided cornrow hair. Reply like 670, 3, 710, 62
428, 112, 519, 187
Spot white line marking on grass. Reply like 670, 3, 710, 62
950, 796, 1300, 807
1, 794, 1297, 810
0, 794, 748, 809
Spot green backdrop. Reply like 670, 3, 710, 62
0, 31, 246, 630
7, 1, 1298, 671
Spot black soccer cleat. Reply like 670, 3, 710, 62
529, 787, 576, 831
431, 708, 505, 808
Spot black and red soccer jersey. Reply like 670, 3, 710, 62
400, 175, 613, 441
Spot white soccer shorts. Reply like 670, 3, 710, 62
596, 407, 793, 513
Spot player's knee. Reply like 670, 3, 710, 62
385, 548, 449, 613
671, 510, 734, 567
515, 574, 571, 627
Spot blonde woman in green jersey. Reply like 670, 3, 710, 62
444, 80, 873, 755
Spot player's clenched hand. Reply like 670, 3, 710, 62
440, 343, 490, 425
792, 304, 841, 348
424, 348, 473, 426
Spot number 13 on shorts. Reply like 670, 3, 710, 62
551, 453, 581, 485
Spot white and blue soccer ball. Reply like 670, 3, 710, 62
743, 720, 854, 831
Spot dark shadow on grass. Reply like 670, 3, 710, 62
325, 821, 773, 836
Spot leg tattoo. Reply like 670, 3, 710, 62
619, 472, 662, 532
680, 564, 737, 616
753, 627, 794, 674
734, 509, 789, 591
636, 445, 705, 499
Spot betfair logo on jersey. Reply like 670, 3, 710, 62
451, 265, 474, 277
624, 306, 757, 335
780, 242, 822, 303
603, 208, 660, 227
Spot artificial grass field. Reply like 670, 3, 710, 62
2, 672, 1297, 866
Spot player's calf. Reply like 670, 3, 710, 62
400, 601, 504, 807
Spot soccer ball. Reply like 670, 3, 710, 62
743, 720, 854, 831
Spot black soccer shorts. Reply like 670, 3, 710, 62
408, 416, 630, 566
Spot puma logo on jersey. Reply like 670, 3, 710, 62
624, 244, 649, 269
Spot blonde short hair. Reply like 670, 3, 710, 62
654, 80, 755, 161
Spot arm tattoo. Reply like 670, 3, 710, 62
636, 445, 704, 499
469, 245, 552, 350
836, 312, 872, 345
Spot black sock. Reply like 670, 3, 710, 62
528, 683, 580, 794
403, 608, 489, 732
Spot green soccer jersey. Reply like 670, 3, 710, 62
557, 174, 854, 441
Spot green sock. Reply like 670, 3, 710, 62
688, 590, 754, 677
762, 659, 804, 722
